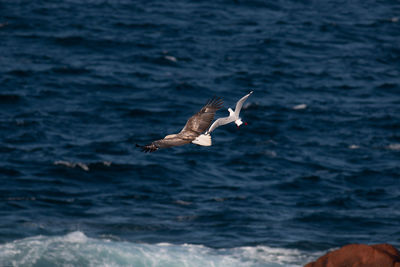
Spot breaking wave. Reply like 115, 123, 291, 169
0, 232, 316, 267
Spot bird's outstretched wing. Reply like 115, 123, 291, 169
180, 96, 223, 136
207, 116, 235, 133
234, 91, 253, 117
136, 135, 192, 153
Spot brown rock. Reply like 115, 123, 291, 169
305, 243, 400, 267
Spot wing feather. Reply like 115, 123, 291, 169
234, 91, 253, 117
207, 116, 235, 133
137, 135, 192, 153
181, 96, 223, 135
153, 136, 192, 148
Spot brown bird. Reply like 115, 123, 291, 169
136, 96, 223, 152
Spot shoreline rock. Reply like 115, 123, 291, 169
305, 243, 400, 267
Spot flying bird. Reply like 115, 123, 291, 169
136, 97, 223, 152
192, 91, 253, 146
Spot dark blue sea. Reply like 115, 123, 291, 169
1, 0, 400, 266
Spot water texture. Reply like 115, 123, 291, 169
1, 0, 400, 266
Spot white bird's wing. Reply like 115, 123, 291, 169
207, 116, 235, 133
234, 91, 253, 117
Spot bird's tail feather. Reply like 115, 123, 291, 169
192, 134, 212, 146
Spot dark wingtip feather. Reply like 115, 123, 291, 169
136, 144, 157, 153
206, 95, 223, 110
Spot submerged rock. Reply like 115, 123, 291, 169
305, 244, 400, 267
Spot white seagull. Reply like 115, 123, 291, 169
192, 91, 253, 146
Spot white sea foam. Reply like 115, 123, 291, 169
54, 160, 90, 171
386, 143, 400, 151
0, 232, 317, 267
164, 55, 177, 62
292, 104, 307, 110
54, 161, 112, 171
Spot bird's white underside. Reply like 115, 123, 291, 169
192, 134, 212, 146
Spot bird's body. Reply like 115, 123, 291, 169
192, 91, 253, 146
137, 97, 223, 152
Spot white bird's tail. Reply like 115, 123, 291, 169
192, 133, 212, 146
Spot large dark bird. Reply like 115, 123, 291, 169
136, 97, 223, 152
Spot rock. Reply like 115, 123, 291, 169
305, 244, 400, 267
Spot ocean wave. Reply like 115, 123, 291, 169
0, 231, 316, 267
292, 104, 307, 110
53, 160, 112, 171
54, 160, 90, 171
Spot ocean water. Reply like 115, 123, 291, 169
1, 0, 400, 266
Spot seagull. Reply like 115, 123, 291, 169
192, 91, 253, 146
136, 97, 223, 152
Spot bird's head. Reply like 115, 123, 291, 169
228, 108, 235, 116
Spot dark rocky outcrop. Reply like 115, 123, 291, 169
305, 243, 400, 267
